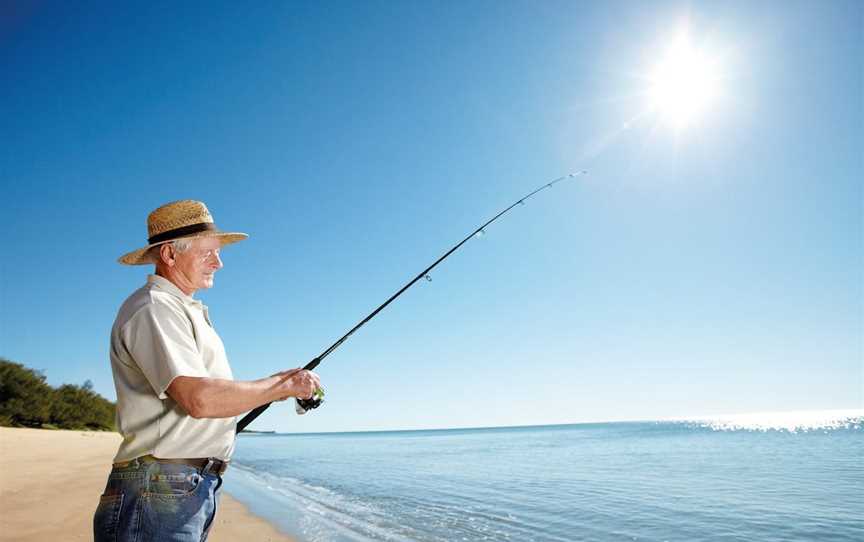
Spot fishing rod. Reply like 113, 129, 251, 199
236, 171, 588, 433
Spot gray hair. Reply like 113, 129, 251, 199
147, 238, 195, 264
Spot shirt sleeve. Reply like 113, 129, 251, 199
122, 300, 209, 400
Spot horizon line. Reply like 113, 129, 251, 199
240, 407, 864, 436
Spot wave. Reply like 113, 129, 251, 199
230, 463, 432, 542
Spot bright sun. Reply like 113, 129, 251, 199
648, 32, 721, 129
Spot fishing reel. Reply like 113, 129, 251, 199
295, 387, 325, 415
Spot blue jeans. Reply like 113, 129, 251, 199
93, 456, 224, 542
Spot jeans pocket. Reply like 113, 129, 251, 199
93, 493, 124, 542
145, 465, 203, 498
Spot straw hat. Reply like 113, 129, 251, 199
118, 200, 248, 265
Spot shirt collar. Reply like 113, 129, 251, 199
147, 274, 204, 308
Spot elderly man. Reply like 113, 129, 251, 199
93, 200, 320, 542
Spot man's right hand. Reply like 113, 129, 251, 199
273, 368, 321, 401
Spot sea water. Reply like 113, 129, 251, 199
224, 411, 863, 542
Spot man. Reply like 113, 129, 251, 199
94, 200, 320, 542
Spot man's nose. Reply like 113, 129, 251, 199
211, 252, 223, 270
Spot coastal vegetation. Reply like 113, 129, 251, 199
0, 357, 115, 430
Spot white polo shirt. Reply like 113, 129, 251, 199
109, 274, 236, 462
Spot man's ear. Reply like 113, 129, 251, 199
159, 243, 175, 266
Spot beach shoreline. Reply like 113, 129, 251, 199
0, 427, 295, 542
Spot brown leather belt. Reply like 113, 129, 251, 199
113, 454, 229, 476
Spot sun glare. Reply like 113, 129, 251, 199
649, 32, 721, 129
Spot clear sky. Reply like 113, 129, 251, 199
1, 0, 861, 432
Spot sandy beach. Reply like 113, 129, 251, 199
0, 427, 294, 542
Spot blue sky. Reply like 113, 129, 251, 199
1, 0, 860, 432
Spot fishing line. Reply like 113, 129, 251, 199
236, 171, 588, 433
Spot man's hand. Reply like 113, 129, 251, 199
273, 369, 321, 401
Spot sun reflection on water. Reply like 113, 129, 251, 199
673, 409, 863, 433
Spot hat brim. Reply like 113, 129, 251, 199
118, 231, 248, 266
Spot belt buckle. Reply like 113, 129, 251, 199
202, 458, 227, 476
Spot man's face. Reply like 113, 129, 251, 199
172, 237, 223, 292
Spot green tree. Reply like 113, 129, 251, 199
0, 357, 115, 430
0, 358, 53, 427
50, 382, 115, 430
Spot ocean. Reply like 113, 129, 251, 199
224, 411, 863, 542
